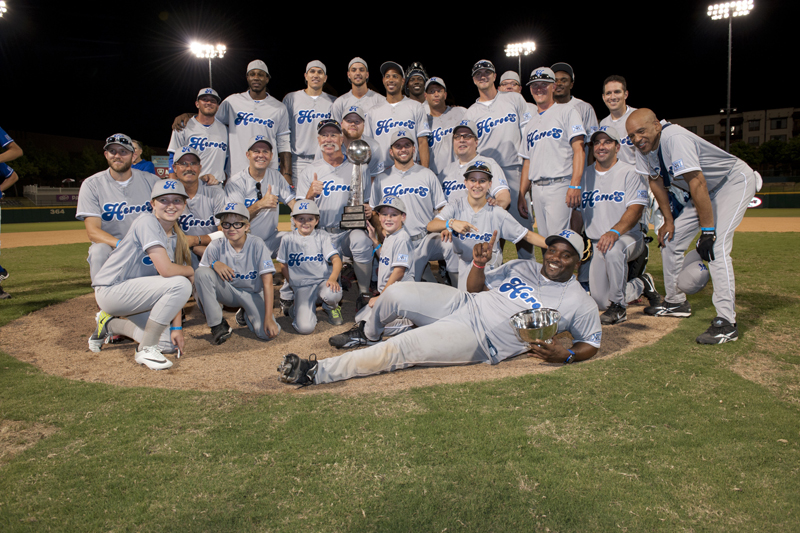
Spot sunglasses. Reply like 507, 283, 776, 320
106, 135, 133, 148
255, 182, 262, 201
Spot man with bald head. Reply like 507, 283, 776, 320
626, 108, 760, 344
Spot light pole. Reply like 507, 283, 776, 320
504, 42, 536, 81
190, 42, 227, 88
0, 2, 8, 17
707, 1, 753, 152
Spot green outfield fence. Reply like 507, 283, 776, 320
1, 204, 292, 224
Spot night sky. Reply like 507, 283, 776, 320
0, 0, 794, 149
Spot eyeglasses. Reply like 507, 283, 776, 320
174, 160, 200, 168
221, 221, 247, 229
453, 133, 476, 141
255, 182, 262, 200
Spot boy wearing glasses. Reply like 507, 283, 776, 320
225, 136, 296, 256
195, 202, 281, 345
276, 199, 344, 334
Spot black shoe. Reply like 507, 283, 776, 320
639, 273, 661, 307
644, 299, 691, 317
235, 308, 247, 327
340, 263, 356, 292
329, 321, 378, 349
277, 353, 318, 385
600, 302, 627, 325
355, 293, 371, 313
211, 319, 233, 345
696, 317, 739, 344
280, 298, 294, 317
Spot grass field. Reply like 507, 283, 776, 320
1, 235, 799, 532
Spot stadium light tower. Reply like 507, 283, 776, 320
190, 42, 227, 88
708, 1, 754, 152
0, 2, 8, 17
505, 41, 536, 81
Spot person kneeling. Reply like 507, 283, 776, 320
194, 202, 280, 344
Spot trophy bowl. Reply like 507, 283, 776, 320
509, 308, 561, 345
346, 139, 372, 165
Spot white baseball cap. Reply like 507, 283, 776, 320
196, 87, 221, 103
175, 146, 202, 162
375, 195, 407, 214
247, 135, 273, 151
342, 105, 365, 121
247, 60, 270, 77
453, 119, 478, 138
390, 129, 415, 147
527, 67, 556, 85
291, 199, 321, 217
425, 76, 447, 91
677, 250, 710, 294
216, 202, 250, 221
151, 179, 189, 200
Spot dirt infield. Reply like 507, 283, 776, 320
2, 217, 796, 249
0, 289, 679, 396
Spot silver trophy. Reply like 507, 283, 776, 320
340, 140, 371, 230
509, 308, 561, 346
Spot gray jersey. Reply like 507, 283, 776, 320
370, 164, 446, 236
464, 91, 531, 167
366, 97, 431, 173
471, 259, 602, 361
633, 123, 751, 193
423, 104, 468, 176
178, 186, 226, 236
599, 106, 637, 165
519, 103, 586, 181
438, 155, 509, 202
331, 90, 386, 123
579, 161, 648, 241
76, 169, 160, 240
437, 198, 527, 264
199, 234, 275, 293
216, 91, 290, 174
296, 158, 371, 229
282, 90, 336, 158
167, 117, 229, 181
92, 214, 175, 288
313, 136, 382, 178
225, 168, 296, 244
563, 96, 599, 136
276, 229, 338, 288
377, 227, 415, 291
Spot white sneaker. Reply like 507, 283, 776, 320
134, 345, 173, 370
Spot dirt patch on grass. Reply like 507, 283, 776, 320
0, 288, 680, 396
0, 420, 60, 466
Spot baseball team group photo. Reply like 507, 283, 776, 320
1, 2, 798, 530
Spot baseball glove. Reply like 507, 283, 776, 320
278, 353, 318, 385
581, 234, 592, 264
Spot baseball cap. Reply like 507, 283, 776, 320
306, 60, 326, 74
526, 67, 556, 85
104, 133, 135, 153
247, 135, 273, 151
587, 125, 620, 143
677, 250, 710, 294
196, 87, 221, 103
390, 129, 415, 147
425, 76, 447, 91
246, 60, 270, 77
471, 60, 496, 76
463, 161, 494, 180
500, 71, 522, 84
380, 61, 405, 78
151, 179, 189, 200
316, 119, 342, 134
453, 119, 478, 138
550, 62, 574, 81
216, 202, 250, 221
342, 105, 365, 121
291, 199, 321, 217
375, 195, 407, 214
545, 229, 585, 257
349, 57, 368, 71
175, 146, 202, 162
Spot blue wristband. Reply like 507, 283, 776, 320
445, 219, 451, 231
170, 326, 182, 331
373, 244, 381, 255
116, 239, 121, 248
700, 227, 715, 232
609, 229, 620, 237
564, 349, 576, 365
568, 185, 582, 190
211, 261, 217, 269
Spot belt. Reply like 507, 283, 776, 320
321, 226, 347, 235
533, 177, 569, 186
409, 232, 427, 242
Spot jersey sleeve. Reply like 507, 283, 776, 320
498, 209, 528, 244
625, 168, 649, 207
489, 163, 510, 196
76, 178, 101, 220
391, 237, 412, 269
0, 127, 13, 148
415, 104, 431, 137
215, 99, 231, 126
515, 93, 532, 127
321, 233, 339, 262
428, 172, 447, 210
0, 163, 14, 179
568, 295, 602, 348
255, 239, 276, 275
138, 217, 169, 254
167, 129, 185, 155
275, 172, 296, 204
565, 108, 587, 141
436, 201, 455, 221
199, 239, 222, 267
664, 134, 702, 177
295, 166, 314, 200
224, 177, 245, 204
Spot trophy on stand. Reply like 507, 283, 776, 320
340, 140, 371, 230
509, 308, 561, 346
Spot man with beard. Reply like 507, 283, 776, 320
167, 88, 229, 185
423, 77, 466, 176
278, 229, 601, 385
331, 58, 386, 123
315, 105, 381, 180
76, 133, 160, 281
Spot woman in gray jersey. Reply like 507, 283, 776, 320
88, 180, 195, 370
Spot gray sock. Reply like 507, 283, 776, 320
139, 319, 166, 350
354, 261, 373, 295
107, 318, 142, 343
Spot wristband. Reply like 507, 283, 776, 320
564, 349, 576, 365
472, 261, 486, 269
211, 261, 217, 269
609, 229, 620, 237
700, 227, 715, 231
170, 326, 182, 331
116, 239, 121, 248
373, 244, 381, 255
445, 219, 451, 231
568, 185, 582, 190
